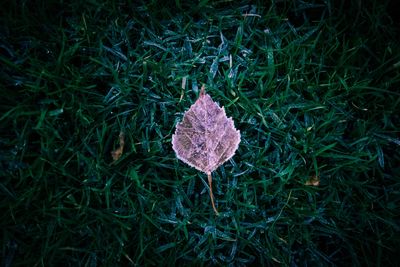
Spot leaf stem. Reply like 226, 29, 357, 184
207, 172, 219, 215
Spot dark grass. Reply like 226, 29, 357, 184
1, 0, 400, 266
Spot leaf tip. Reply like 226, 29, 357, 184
200, 84, 206, 97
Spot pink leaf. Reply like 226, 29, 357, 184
172, 85, 240, 214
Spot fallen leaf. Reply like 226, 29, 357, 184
172, 85, 241, 214
305, 175, 320, 186
111, 132, 125, 161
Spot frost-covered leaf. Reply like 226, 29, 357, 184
172, 87, 240, 173
172, 85, 241, 214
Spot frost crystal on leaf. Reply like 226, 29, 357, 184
172, 86, 241, 214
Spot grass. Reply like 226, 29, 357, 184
1, 0, 400, 266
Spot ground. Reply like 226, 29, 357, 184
1, 1, 400, 266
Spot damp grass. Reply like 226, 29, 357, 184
1, 0, 400, 266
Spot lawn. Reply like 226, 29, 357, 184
1, 0, 400, 266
